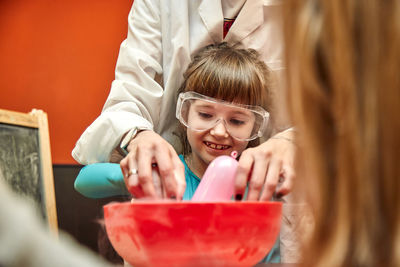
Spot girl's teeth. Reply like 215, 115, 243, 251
206, 142, 228, 150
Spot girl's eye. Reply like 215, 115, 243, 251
229, 118, 246, 126
198, 112, 213, 119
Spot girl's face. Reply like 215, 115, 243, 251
176, 91, 269, 177
186, 101, 250, 177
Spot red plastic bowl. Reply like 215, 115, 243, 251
104, 201, 282, 267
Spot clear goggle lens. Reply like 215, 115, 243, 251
176, 92, 269, 141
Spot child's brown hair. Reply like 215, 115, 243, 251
180, 42, 271, 109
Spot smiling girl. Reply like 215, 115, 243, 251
75, 42, 273, 201
74, 43, 279, 262
175, 42, 272, 199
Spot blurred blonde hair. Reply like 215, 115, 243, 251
284, 0, 400, 266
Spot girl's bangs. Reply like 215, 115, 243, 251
185, 60, 264, 107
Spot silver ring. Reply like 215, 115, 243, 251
128, 168, 138, 176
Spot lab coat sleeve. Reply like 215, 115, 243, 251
72, 0, 163, 164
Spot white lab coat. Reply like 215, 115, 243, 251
72, 0, 285, 164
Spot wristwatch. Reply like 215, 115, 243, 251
119, 127, 150, 155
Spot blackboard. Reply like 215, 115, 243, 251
0, 108, 58, 234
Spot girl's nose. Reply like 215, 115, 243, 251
210, 120, 229, 138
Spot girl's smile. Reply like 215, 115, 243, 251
203, 141, 231, 150
186, 124, 248, 178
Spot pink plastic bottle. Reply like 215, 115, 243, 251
192, 151, 238, 202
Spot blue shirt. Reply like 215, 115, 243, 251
180, 155, 201, 200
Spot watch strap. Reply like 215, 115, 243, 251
119, 127, 150, 155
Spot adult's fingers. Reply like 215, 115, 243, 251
120, 130, 183, 199
275, 164, 295, 197
235, 150, 254, 200
246, 156, 271, 201
154, 144, 178, 198
172, 155, 186, 200
120, 154, 130, 180
120, 154, 144, 198
259, 159, 282, 201
136, 145, 157, 198
151, 166, 164, 198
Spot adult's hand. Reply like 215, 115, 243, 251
235, 130, 296, 201
120, 130, 186, 200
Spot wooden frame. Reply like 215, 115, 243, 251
0, 108, 58, 234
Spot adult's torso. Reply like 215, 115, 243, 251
156, 0, 284, 153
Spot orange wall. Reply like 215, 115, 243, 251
0, 0, 133, 164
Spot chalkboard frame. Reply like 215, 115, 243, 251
0, 108, 58, 234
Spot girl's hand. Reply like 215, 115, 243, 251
120, 130, 186, 200
234, 131, 296, 201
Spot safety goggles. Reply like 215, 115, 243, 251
176, 91, 269, 141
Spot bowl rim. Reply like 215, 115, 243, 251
104, 200, 283, 209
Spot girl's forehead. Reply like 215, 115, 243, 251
192, 91, 249, 105
191, 99, 254, 114
192, 97, 242, 106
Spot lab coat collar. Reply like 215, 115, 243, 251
198, 0, 264, 44
198, 0, 223, 42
